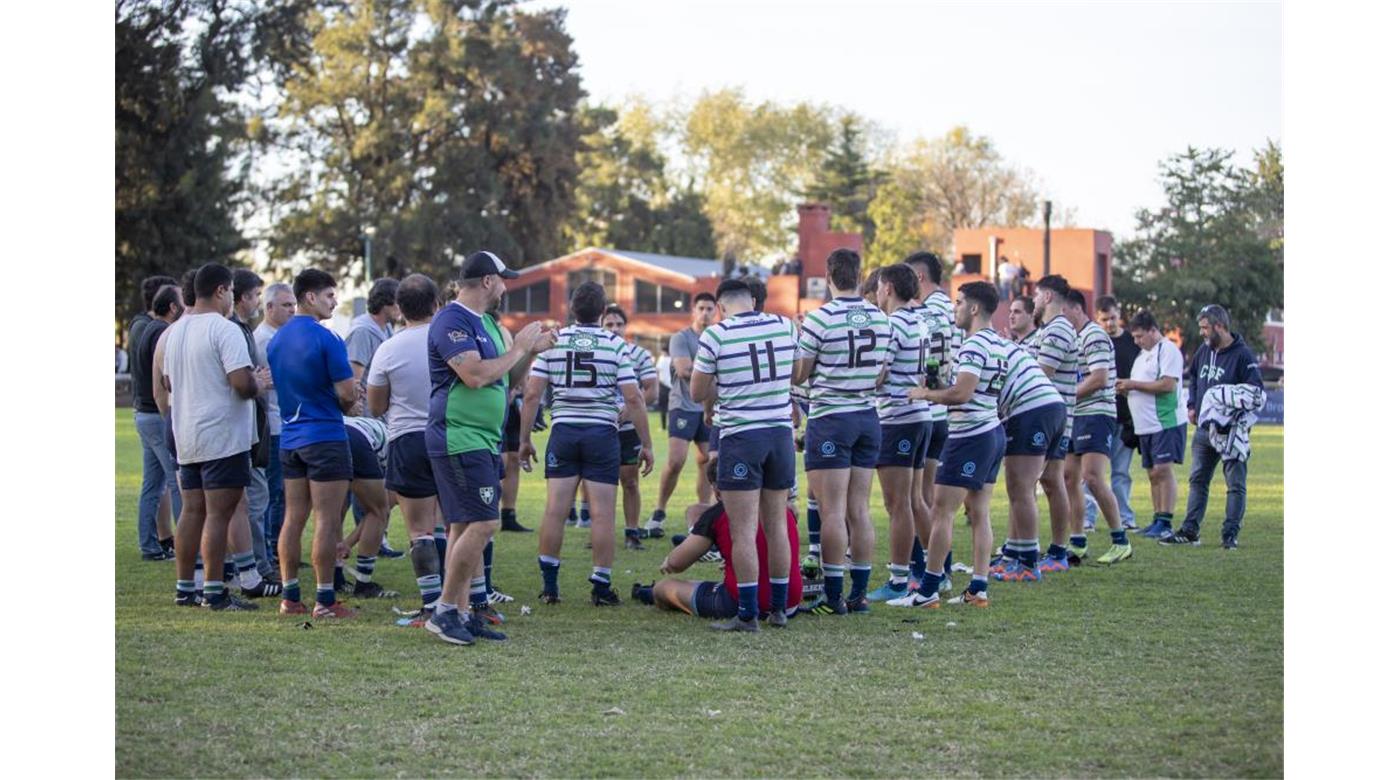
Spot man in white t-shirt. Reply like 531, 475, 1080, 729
1117, 310, 1190, 540
160, 263, 270, 611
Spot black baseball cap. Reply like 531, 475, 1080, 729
459, 250, 519, 280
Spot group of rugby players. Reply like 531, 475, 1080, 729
135, 244, 1203, 643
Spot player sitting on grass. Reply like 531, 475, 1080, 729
633, 461, 801, 623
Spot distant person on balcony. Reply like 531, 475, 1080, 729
998, 257, 1020, 301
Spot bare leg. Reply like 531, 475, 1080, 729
620, 465, 641, 531
278, 478, 310, 586
584, 480, 619, 572
878, 466, 914, 567
1040, 459, 1071, 546
1081, 453, 1122, 531
309, 480, 349, 595
845, 466, 876, 571
694, 443, 713, 504
175, 488, 206, 582
200, 487, 244, 587
653, 437, 690, 514
1064, 455, 1086, 535
966, 488, 994, 579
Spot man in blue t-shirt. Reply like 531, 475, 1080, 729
266, 268, 360, 619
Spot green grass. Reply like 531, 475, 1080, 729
115, 409, 1282, 777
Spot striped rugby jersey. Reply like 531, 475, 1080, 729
694, 311, 797, 437
948, 328, 1012, 439
1075, 320, 1118, 417
797, 297, 892, 419
916, 289, 960, 423
530, 324, 636, 429
1035, 314, 1079, 423
1011, 327, 1039, 356
615, 341, 657, 432
999, 340, 1062, 420
877, 305, 933, 425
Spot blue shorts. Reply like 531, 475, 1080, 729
546, 423, 620, 484
179, 451, 252, 491
876, 421, 934, 469
1071, 414, 1117, 457
668, 410, 711, 444
386, 431, 437, 499
430, 450, 503, 524
346, 425, 384, 480
935, 427, 1006, 490
805, 409, 881, 471
1004, 403, 1068, 458
925, 419, 950, 463
717, 427, 796, 492
619, 427, 643, 467
281, 440, 353, 482
690, 581, 739, 619
1139, 424, 1187, 468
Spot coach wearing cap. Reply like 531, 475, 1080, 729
424, 251, 555, 643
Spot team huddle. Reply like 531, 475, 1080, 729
138, 244, 1243, 643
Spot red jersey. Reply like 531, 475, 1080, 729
691, 503, 803, 612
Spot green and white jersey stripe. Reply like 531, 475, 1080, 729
915, 289, 959, 423
877, 306, 933, 424
694, 311, 796, 437
999, 340, 1062, 420
797, 297, 892, 419
531, 324, 636, 429
949, 328, 1011, 439
1075, 321, 1118, 417
1035, 315, 1079, 423
1127, 338, 1188, 434
616, 341, 656, 432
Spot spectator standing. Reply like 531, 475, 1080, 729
1083, 296, 1140, 531
129, 274, 178, 557
254, 282, 296, 559
132, 284, 183, 559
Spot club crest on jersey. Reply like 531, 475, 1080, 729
820, 441, 837, 457
961, 461, 977, 476
897, 439, 912, 454
569, 334, 598, 351
479, 487, 496, 504
546, 452, 559, 468
845, 310, 873, 327
732, 462, 749, 479
1032, 432, 1047, 447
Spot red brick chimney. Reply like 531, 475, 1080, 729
795, 202, 862, 305
797, 203, 831, 262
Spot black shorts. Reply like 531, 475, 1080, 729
668, 409, 711, 444
876, 421, 934, 469
1138, 424, 1187, 468
346, 425, 385, 480
430, 450, 504, 524
546, 423, 621, 484
501, 401, 522, 454
1071, 414, 1116, 457
1003, 403, 1067, 458
386, 431, 437, 499
805, 408, 881, 471
690, 581, 739, 619
717, 426, 796, 492
619, 427, 643, 466
281, 440, 353, 482
178, 451, 252, 491
926, 419, 950, 463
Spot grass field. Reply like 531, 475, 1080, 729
115, 409, 1282, 777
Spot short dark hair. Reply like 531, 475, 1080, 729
1037, 274, 1071, 299
570, 281, 607, 323
959, 281, 999, 317
860, 271, 881, 299
693, 292, 716, 307
1129, 310, 1159, 332
878, 264, 919, 302
1065, 289, 1087, 311
743, 276, 767, 312
396, 273, 438, 321
180, 269, 198, 307
1011, 294, 1035, 313
193, 263, 233, 300
232, 269, 263, 302
152, 285, 183, 318
367, 277, 400, 314
715, 278, 754, 304
293, 268, 337, 304
903, 251, 943, 285
141, 275, 178, 311
827, 249, 862, 291
1095, 295, 1119, 313
602, 305, 628, 325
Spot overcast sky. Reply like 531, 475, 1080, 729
544, 0, 1281, 238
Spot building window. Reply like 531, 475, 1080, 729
501, 281, 549, 313
567, 269, 617, 303
959, 254, 982, 274
635, 279, 691, 313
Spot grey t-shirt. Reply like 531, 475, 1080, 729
365, 324, 431, 442
345, 313, 392, 377
668, 327, 703, 413
253, 322, 281, 435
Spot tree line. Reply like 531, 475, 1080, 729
116, 0, 1282, 350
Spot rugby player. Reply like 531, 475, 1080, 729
690, 278, 797, 631
601, 306, 660, 551
645, 294, 718, 537
267, 268, 360, 618
891, 281, 1010, 608
1117, 310, 1188, 541
793, 249, 891, 614
1064, 289, 1133, 564
1028, 275, 1080, 573
866, 264, 933, 602
1007, 295, 1037, 345
426, 251, 553, 645
519, 282, 653, 606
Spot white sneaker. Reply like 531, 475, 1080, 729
487, 588, 515, 604
886, 591, 941, 608
643, 518, 664, 535
939, 577, 953, 593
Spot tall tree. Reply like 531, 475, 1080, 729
116, 0, 256, 322
805, 113, 881, 244
1112, 145, 1284, 352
